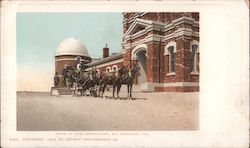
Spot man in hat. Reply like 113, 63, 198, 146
76, 61, 82, 73
62, 65, 68, 87
80, 61, 85, 72
54, 72, 59, 87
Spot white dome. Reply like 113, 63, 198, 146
56, 37, 89, 57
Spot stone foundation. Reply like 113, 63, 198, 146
154, 86, 199, 92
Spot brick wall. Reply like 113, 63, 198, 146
155, 86, 199, 92
122, 12, 199, 92
55, 55, 77, 75
123, 12, 199, 33
96, 61, 124, 76
55, 55, 90, 75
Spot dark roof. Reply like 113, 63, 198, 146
87, 52, 123, 67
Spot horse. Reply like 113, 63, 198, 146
99, 68, 124, 99
116, 64, 140, 100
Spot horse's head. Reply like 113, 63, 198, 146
131, 64, 140, 78
117, 67, 124, 76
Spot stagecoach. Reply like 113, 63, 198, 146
51, 64, 140, 99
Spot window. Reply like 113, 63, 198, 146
106, 67, 111, 73
190, 40, 199, 74
112, 65, 118, 72
96, 69, 100, 74
190, 44, 199, 73
164, 41, 176, 75
168, 46, 175, 73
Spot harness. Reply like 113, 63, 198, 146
128, 70, 132, 77
115, 71, 119, 77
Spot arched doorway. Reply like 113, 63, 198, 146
136, 50, 147, 85
131, 44, 147, 86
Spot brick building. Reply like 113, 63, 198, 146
55, 12, 199, 92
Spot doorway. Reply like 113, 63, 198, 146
135, 49, 147, 85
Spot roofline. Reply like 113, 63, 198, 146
55, 54, 91, 58
87, 53, 123, 67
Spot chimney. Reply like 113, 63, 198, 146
103, 44, 109, 58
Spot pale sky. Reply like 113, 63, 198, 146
17, 13, 123, 92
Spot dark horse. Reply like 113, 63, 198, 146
100, 64, 140, 99
117, 64, 140, 100
99, 68, 124, 99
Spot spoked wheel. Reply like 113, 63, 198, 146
72, 82, 79, 97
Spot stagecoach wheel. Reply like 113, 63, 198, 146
85, 89, 90, 97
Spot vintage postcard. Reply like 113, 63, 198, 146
1, 0, 249, 147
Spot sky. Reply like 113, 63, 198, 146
16, 13, 123, 91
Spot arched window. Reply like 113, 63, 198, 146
106, 66, 111, 73
168, 46, 175, 73
164, 41, 176, 74
112, 65, 118, 72
190, 40, 199, 74
96, 69, 100, 74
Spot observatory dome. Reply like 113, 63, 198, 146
56, 37, 89, 57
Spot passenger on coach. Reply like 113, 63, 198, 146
76, 62, 81, 73
80, 61, 85, 72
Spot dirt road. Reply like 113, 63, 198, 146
17, 92, 199, 131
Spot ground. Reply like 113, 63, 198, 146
17, 90, 199, 131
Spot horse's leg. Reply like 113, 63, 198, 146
128, 85, 130, 100
82, 88, 85, 97
81, 87, 84, 97
79, 88, 82, 96
77, 86, 80, 97
72, 89, 75, 97
102, 84, 106, 98
82, 88, 86, 97
73, 83, 77, 97
113, 84, 116, 99
127, 84, 129, 99
89, 87, 92, 97
117, 84, 122, 99
83, 87, 86, 97
72, 87, 75, 97
130, 84, 133, 100
96, 87, 99, 97
100, 84, 104, 98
